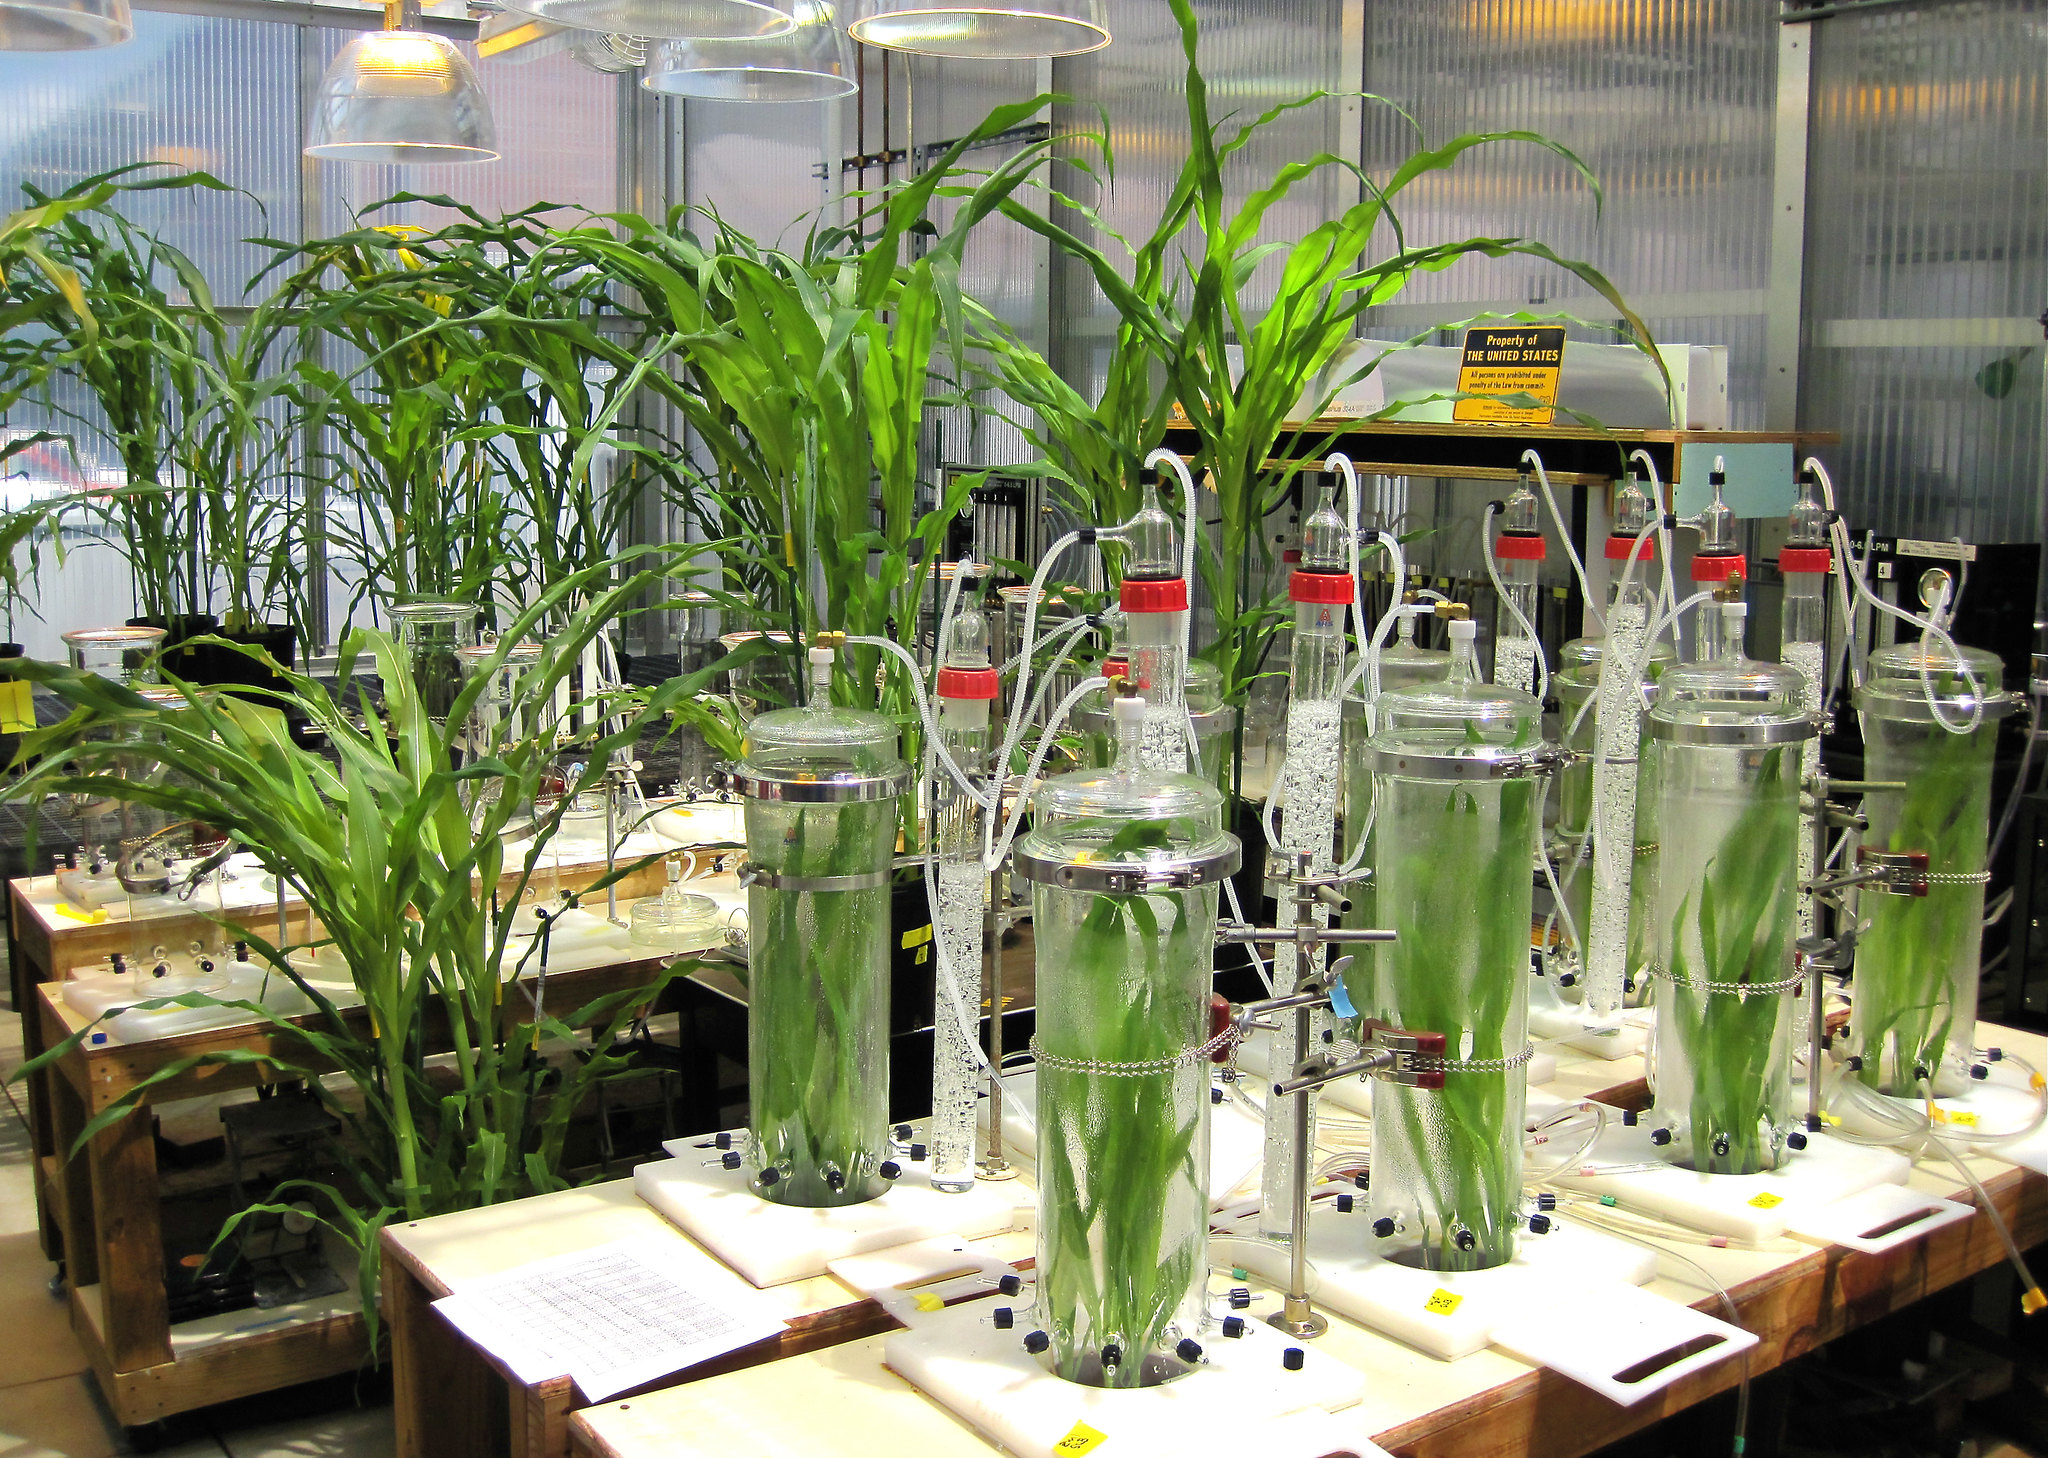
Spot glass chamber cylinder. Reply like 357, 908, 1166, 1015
388, 600, 477, 725
1850, 641, 2010, 1095
732, 699, 908, 1207
1361, 647, 1549, 1271
1012, 758, 1238, 1387
63, 626, 166, 684
1641, 626, 1813, 1174
718, 630, 799, 720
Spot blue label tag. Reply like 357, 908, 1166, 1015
1328, 975, 1357, 1020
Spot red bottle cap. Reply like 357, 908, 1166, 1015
937, 667, 999, 701
1120, 577, 1189, 614
1605, 534, 1656, 561
1494, 534, 1546, 561
1691, 552, 1747, 584
1780, 547, 1832, 575
1289, 570, 1354, 605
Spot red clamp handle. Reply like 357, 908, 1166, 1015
1690, 552, 1747, 584
1289, 570, 1355, 605
937, 666, 999, 701
1209, 994, 1235, 1064
1120, 577, 1189, 614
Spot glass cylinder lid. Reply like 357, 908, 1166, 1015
1021, 761, 1233, 878
1650, 651, 1805, 728
1858, 640, 2006, 722
1372, 671, 1544, 758
735, 701, 906, 794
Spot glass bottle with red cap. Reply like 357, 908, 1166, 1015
1491, 476, 1545, 695
1779, 468, 1832, 936
1118, 473, 1191, 771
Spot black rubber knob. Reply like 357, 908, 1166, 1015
1528, 1214, 1552, 1235
998, 1274, 1022, 1296
1845, 1055, 1863, 1072
825, 1169, 846, 1191
1649, 1127, 1672, 1147
893, 1123, 913, 1140
1335, 1193, 1354, 1214
1354, 1172, 1370, 1191
1210, 1087, 1224, 1104
1175, 1338, 1203, 1364
1786, 1131, 1808, 1151
1971, 1064, 1990, 1081
1100, 1344, 1122, 1369
1221, 1316, 1246, 1339
715, 1131, 733, 1150
1227, 1287, 1251, 1310
879, 1160, 902, 1180
1283, 1347, 1305, 1371
1713, 1134, 1730, 1158
1987, 1047, 2005, 1062
1558, 973, 1577, 988
1023, 1330, 1049, 1354
1536, 1193, 1556, 1211
719, 1151, 742, 1170
1454, 1228, 1477, 1251
1372, 1217, 1396, 1238
909, 1143, 928, 1161
992, 1307, 1013, 1330
758, 1167, 781, 1187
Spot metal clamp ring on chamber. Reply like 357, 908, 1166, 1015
1646, 963, 1807, 997
736, 863, 893, 893
1360, 745, 1570, 782
1406, 1044, 1536, 1076
1644, 714, 1822, 747
1855, 688, 2027, 725
1028, 1025, 1236, 1078
1011, 842, 1242, 894
718, 762, 912, 804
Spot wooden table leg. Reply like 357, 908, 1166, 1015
48, 1070, 97, 1288
385, 1237, 505, 1458
89, 1104, 171, 1372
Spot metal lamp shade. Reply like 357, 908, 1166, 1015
846, 0, 1105, 58
0, 0, 130, 50
305, 28, 499, 164
509, 0, 790, 43
642, 1, 853, 101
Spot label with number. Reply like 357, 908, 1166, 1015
1424, 1288, 1463, 1316
1748, 1191, 1784, 1210
1053, 1420, 1108, 1455
1947, 1110, 1980, 1129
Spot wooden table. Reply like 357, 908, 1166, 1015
22, 871, 689, 1437
381, 1177, 1035, 1458
564, 1031, 2046, 1458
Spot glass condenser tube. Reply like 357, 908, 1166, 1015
1014, 695, 1240, 1387
1363, 616, 1551, 1270
1779, 471, 1832, 939
1585, 473, 1659, 1019
930, 599, 998, 1192
1118, 476, 1191, 772
1490, 481, 1544, 697
733, 644, 911, 1206
1642, 603, 1814, 1174
1259, 484, 1352, 1241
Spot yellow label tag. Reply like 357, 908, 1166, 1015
0, 678, 31, 733
912, 1292, 944, 1312
1053, 1421, 1108, 1455
1947, 1110, 1980, 1129
1424, 1288, 1463, 1316
1748, 1192, 1784, 1210
1452, 324, 1566, 424
900, 924, 933, 950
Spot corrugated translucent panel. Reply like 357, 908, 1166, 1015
0, 11, 299, 301
675, 91, 841, 247
1356, 0, 1775, 427
1052, 0, 1353, 328
1802, 0, 2048, 551
317, 38, 621, 231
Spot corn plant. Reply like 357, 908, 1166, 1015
8, 545, 734, 1340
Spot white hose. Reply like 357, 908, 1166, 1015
1806, 457, 1982, 733
1145, 447, 1202, 668
987, 530, 1082, 863
1626, 450, 1685, 661
850, 635, 991, 808
984, 674, 1109, 873
1524, 449, 1602, 634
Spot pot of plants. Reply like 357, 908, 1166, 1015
210, 623, 297, 691
127, 613, 218, 681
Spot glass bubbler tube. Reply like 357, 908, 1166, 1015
1013, 695, 1239, 1387
1778, 471, 1832, 939
731, 642, 910, 1206
930, 593, 998, 1193
1641, 601, 1815, 1174
1490, 477, 1545, 697
1851, 636, 2012, 1095
1362, 614, 1552, 1270
1118, 475, 1190, 773
1259, 483, 1353, 1241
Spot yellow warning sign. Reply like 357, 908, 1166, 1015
1452, 325, 1566, 424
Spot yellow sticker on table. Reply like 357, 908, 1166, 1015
1748, 1192, 1784, 1210
1424, 1288, 1463, 1316
1053, 1420, 1108, 1455
1945, 1109, 1980, 1129
0, 678, 31, 733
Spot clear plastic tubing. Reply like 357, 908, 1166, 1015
1490, 476, 1545, 697
1585, 470, 1659, 1020
1258, 480, 1354, 1242
929, 595, 998, 1193
1120, 468, 1192, 772
1779, 469, 1833, 938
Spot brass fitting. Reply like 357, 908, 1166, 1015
1713, 571, 1746, 604
811, 630, 848, 650
1109, 674, 1136, 699
1435, 601, 1471, 622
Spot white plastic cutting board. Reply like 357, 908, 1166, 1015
1490, 1279, 1758, 1406
635, 1143, 1025, 1287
